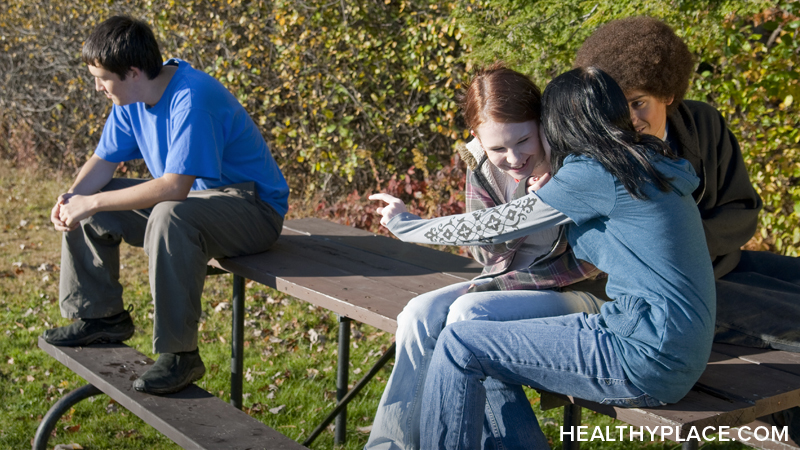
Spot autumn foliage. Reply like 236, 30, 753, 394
1, 0, 797, 254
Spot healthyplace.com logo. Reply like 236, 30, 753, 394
560, 425, 790, 443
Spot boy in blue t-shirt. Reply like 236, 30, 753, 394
42, 16, 289, 395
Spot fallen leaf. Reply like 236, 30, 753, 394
115, 429, 139, 438
268, 405, 286, 414
64, 424, 81, 432
54, 444, 83, 450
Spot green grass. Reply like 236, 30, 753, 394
0, 161, 749, 449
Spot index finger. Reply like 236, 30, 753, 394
368, 193, 400, 204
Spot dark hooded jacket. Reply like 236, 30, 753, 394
666, 100, 763, 278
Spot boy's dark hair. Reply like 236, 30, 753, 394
542, 67, 676, 200
573, 16, 695, 114
82, 16, 162, 80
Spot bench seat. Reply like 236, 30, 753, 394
38, 337, 306, 450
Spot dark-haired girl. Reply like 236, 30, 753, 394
366, 65, 606, 450
380, 67, 715, 448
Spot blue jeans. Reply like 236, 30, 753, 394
420, 313, 663, 450
365, 280, 607, 450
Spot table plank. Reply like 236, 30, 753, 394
283, 218, 483, 280
713, 343, 800, 378
694, 351, 800, 417
212, 221, 481, 333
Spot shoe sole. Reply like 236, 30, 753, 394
43, 329, 135, 347
133, 366, 206, 395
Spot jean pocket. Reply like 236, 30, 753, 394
603, 296, 648, 337
600, 393, 665, 408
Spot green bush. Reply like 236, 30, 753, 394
697, 7, 800, 256
1, 0, 466, 199
1, 0, 797, 254
453, 0, 798, 255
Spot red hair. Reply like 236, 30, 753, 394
461, 63, 542, 133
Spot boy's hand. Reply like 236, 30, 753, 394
368, 193, 408, 227
57, 193, 95, 230
51, 194, 76, 232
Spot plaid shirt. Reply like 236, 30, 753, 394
458, 140, 602, 291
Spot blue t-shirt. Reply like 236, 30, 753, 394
537, 155, 715, 403
95, 59, 289, 216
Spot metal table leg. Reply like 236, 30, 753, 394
562, 404, 582, 450
303, 342, 395, 447
33, 384, 103, 450
230, 273, 246, 410
682, 440, 699, 450
335, 315, 351, 445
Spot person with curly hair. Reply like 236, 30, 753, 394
575, 14, 800, 354
575, 15, 800, 440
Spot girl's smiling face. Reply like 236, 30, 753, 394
474, 120, 550, 181
626, 90, 673, 139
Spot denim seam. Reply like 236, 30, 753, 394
485, 398, 506, 450
406, 350, 432, 446
475, 357, 627, 383
455, 353, 476, 450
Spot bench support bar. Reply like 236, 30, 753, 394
33, 384, 103, 450
303, 342, 396, 447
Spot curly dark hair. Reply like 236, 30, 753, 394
574, 16, 695, 114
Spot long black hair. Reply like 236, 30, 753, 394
542, 67, 676, 199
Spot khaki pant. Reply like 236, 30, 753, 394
58, 178, 283, 353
